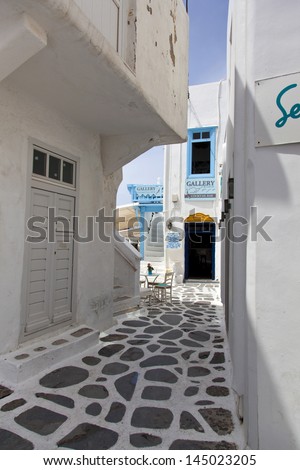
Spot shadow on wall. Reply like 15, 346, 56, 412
226, 69, 298, 449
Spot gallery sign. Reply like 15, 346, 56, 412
255, 71, 300, 147
127, 184, 163, 203
184, 178, 216, 200
135, 185, 162, 198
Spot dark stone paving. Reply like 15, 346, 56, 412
115, 372, 138, 401
130, 433, 162, 448
57, 423, 118, 449
71, 328, 93, 337
169, 439, 237, 450
140, 355, 178, 368
142, 386, 172, 401
199, 408, 234, 435
0, 284, 243, 450
40, 366, 89, 388
160, 330, 183, 339
189, 331, 210, 342
206, 386, 230, 397
15, 406, 67, 435
0, 429, 33, 449
144, 368, 178, 383
120, 347, 144, 362
123, 320, 150, 328
0, 385, 13, 399
180, 411, 204, 433
36, 393, 74, 409
1, 398, 26, 411
184, 386, 199, 397
98, 344, 125, 357
86, 403, 102, 416
147, 344, 160, 352
210, 352, 225, 363
82, 356, 101, 366
102, 362, 129, 375
188, 366, 210, 377
131, 407, 173, 429
79, 385, 108, 399
100, 334, 128, 342
105, 402, 126, 423
180, 339, 204, 348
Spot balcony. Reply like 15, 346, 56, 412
73, 0, 136, 72
0, 0, 188, 174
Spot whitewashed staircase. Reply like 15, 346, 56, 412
144, 212, 164, 262
113, 232, 141, 316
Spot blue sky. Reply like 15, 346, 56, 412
117, 0, 229, 206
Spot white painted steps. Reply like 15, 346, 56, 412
0, 325, 99, 386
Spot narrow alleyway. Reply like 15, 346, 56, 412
0, 284, 245, 450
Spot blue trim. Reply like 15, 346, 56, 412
186, 127, 217, 179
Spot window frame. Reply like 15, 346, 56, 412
32, 145, 76, 189
186, 127, 217, 179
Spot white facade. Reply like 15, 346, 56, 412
223, 0, 300, 449
0, 0, 188, 356
164, 82, 227, 282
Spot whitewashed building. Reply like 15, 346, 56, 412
0, 0, 188, 362
222, 0, 300, 449
164, 82, 226, 282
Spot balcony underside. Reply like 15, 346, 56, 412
0, 0, 185, 174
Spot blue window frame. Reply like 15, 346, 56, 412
187, 127, 216, 178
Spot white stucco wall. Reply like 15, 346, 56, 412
225, 0, 300, 449
164, 82, 227, 281
0, 82, 120, 354
136, 0, 189, 142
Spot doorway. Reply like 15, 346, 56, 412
184, 222, 215, 280
24, 187, 75, 336
23, 143, 78, 339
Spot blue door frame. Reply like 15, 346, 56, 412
184, 222, 215, 280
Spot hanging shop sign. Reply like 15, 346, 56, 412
255, 71, 300, 147
184, 178, 216, 200
127, 184, 163, 203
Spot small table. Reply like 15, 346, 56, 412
142, 273, 159, 288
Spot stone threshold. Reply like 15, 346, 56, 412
0, 326, 99, 386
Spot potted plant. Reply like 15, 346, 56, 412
147, 263, 154, 275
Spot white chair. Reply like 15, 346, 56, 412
153, 272, 174, 302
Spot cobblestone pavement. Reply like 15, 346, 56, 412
0, 284, 245, 450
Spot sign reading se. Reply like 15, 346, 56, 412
255, 72, 300, 147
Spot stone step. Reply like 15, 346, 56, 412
0, 326, 100, 386
113, 295, 140, 316
144, 251, 164, 257
145, 245, 164, 252
113, 284, 129, 300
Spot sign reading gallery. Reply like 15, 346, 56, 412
185, 178, 216, 200
255, 71, 300, 147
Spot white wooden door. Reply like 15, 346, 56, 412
52, 194, 74, 324
25, 188, 75, 336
